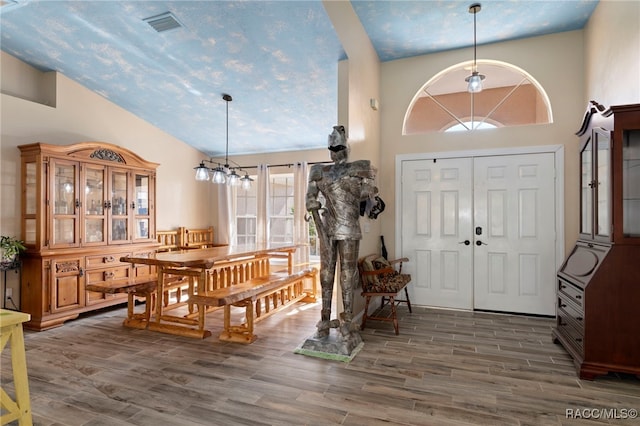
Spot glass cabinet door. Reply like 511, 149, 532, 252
133, 173, 153, 240
51, 159, 79, 247
83, 165, 106, 245
580, 138, 593, 237
110, 169, 129, 243
595, 129, 611, 240
23, 162, 37, 245
622, 130, 640, 237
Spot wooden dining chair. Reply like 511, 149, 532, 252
358, 254, 412, 335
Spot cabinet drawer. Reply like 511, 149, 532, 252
85, 266, 131, 286
558, 297, 584, 334
558, 279, 584, 309
133, 264, 156, 281
556, 310, 584, 355
86, 289, 127, 304
131, 250, 157, 282
86, 252, 131, 269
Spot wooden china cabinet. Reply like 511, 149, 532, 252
553, 102, 640, 380
18, 142, 159, 330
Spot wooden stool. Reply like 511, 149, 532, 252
0, 309, 32, 425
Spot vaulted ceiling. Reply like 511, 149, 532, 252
0, 1, 598, 157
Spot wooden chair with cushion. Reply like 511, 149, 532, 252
358, 254, 412, 335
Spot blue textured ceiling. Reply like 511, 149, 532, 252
0, 1, 598, 158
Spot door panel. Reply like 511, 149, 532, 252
401, 158, 473, 310
473, 153, 556, 315
401, 152, 557, 315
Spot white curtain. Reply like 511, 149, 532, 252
293, 161, 310, 268
255, 164, 270, 245
215, 183, 236, 246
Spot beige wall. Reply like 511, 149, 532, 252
380, 30, 585, 258
0, 51, 212, 238
323, 0, 382, 259
0, 51, 56, 106
584, 0, 640, 107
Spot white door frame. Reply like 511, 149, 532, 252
395, 144, 565, 298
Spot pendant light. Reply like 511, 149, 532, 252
240, 172, 253, 190
193, 93, 252, 189
194, 161, 209, 181
217, 93, 233, 184
227, 170, 241, 186
465, 3, 485, 93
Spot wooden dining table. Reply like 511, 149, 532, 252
120, 242, 299, 338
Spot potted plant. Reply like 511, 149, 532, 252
0, 235, 26, 268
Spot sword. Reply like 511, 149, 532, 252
306, 208, 329, 250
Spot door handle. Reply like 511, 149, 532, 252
458, 240, 471, 246
476, 240, 487, 246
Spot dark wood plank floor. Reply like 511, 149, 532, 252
2, 301, 639, 425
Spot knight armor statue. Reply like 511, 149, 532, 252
306, 125, 377, 338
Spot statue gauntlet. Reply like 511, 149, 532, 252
306, 199, 322, 211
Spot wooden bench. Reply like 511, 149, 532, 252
181, 226, 217, 249
85, 276, 187, 329
155, 226, 224, 307
157, 226, 218, 250
190, 267, 318, 344
155, 255, 273, 321
156, 229, 181, 252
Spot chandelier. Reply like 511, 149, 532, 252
194, 94, 253, 190
465, 3, 485, 93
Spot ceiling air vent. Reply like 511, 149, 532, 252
143, 12, 183, 33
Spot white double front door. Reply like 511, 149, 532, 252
401, 152, 557, 315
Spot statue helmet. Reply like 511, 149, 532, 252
328, 125, 348, 153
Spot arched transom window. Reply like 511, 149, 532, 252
404, 60, 552, 134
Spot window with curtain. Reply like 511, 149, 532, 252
233, 170, 318, 260
269, 174, 294, 243
236, 182, 257, 245
234, 172, 297, 245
